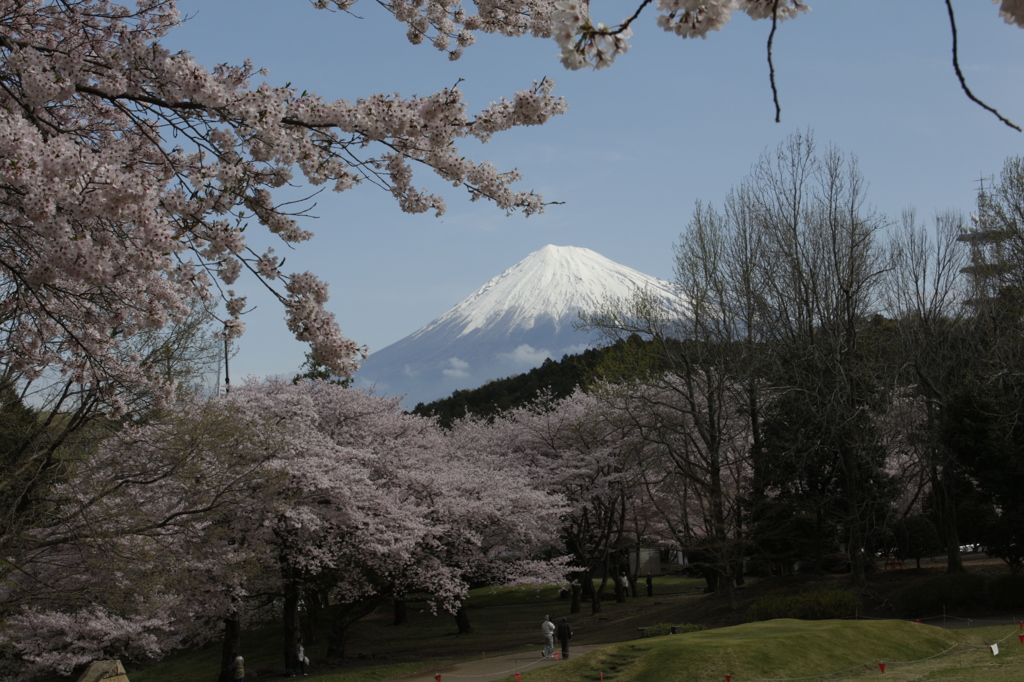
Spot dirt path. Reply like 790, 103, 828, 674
384, 645, 602, 682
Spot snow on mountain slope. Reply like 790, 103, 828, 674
354, 245, 682, 407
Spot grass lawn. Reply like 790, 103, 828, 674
129, 577, 706, 682
128, 564, 1024, 682
504, 620, 1024, 682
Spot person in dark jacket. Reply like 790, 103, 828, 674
556, 617, 573, 660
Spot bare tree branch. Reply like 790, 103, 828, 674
768, 0, 782, 123
945, 0, 1021, 132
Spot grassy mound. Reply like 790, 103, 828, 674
509, 619, 1019, 682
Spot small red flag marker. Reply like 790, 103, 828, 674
515, 675, 522, 681
879, 663, 886, 673
1018, 634, 1024, 644
435, 675, 441, 682
725, 676, 731, 681
554, 652, 560, 660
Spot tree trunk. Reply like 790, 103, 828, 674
590, 576, 603, 615
733, 504, 746, 586
611, 553, 626, 603
581, 574, 593, 601
935, 464, 964, 573
393, 597, 408, 625
570, 583, 581, 614
721, 568, 737, 610
303, 587, 327, 646
454, 604, 472, 634
841, 445, 867, 587
326, 617, 348, 660
326, 597, 384, 659
814, 506, 825, 574
702, 566, 719, 593
218, 616, 241, 682
282, 574, 301, 674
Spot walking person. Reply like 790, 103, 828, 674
295, 637, 308, 676
556, 617, 573, 660
232, 655, 245, 682
541, 615, 556, 657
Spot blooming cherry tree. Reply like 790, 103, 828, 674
1, 399, 288, 680
470, 390, 642, 614
254, 380, 565, 648
0, 0, 567, 417
0, 381, 567, 678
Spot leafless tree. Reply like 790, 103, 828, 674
884, 207, 971, 573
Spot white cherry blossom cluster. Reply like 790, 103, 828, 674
6, 606, 170, 678
0, 0, 568, 411
326, 0, 813, 71
995, 0, 1024, 27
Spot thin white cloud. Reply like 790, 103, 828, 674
497, 344, 553, 367
442, 357, 471, 378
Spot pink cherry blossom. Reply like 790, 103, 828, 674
0, 0, 567, 417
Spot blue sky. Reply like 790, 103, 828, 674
167, 1, 1024, 385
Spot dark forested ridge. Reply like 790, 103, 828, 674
412, 342, 625, 427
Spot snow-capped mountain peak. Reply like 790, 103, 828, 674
356, 245, 681, 407
416, 244, 677, 338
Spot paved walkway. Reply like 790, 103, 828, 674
385, 645, 601, 682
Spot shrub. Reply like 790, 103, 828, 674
988, 574, 1024, 609
641, 623, 675, 638
820, 553, 851, 574
640, 623, 707, 638
899, 573, 987, 616
751, 589, 861, 620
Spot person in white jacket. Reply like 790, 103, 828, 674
540, 615, 556, 657
295, 638, 308, 676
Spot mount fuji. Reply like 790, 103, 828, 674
354, 245, 681, 407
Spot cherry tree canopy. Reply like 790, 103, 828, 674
340, 0, 1024, 73
0, 0, 567, 414
1, 381, 567, 677
338, 0, 1023, 131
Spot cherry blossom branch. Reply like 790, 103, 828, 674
589, 0, 653, 37
0, 1, 569, 398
